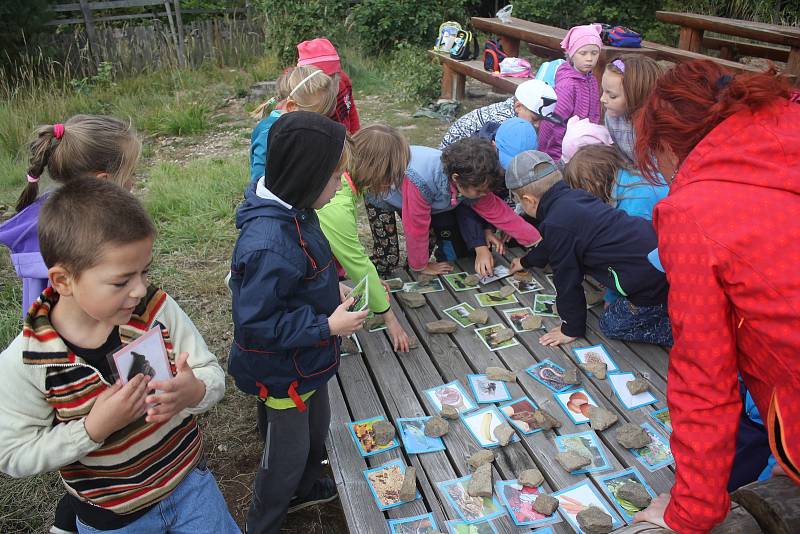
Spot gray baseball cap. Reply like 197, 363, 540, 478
505, 150, 558, 190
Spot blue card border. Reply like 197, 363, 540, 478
498, 396, 541, 435
438, 475, 505, 524
552, 387, 598, 425
467, 374, 512, 404
363, 459, 419, 511
572, 344, 619, 372
494, 480, 557, 527
597, 467, 657, 523
460, 405, 520, 448
387, 512, 438, 533
423, 380, 477, 414
396, 417, 446, 454
607, 371, 659, 410
630, 422, 674, 472
348, 416, 400, 457
551, 480, 624, 531
525, 359, 572, 393
554, 431, 612, 474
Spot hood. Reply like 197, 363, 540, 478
0, 194, 48, 254
672, 98, 800, 196
235, 181, 306, 230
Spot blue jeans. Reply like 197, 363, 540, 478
76, 463, 241, 534
599, 298, 673, 347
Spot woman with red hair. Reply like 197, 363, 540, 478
633, 60, 800, 533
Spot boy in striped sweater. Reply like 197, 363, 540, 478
0, 179, 239, 533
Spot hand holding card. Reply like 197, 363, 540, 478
145, 352, 206, 424
85, 374, 151, 442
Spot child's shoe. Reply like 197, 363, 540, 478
287, 477, 339, 513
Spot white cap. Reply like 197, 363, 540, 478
514, 79, 559, 123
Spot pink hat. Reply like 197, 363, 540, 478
560, 24, 603, 58
297, 38, 341, 76
561, 116, 613, 162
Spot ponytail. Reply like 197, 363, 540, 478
15, 124, 60, 212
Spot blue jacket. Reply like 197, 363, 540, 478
228, 181, 341, 398
522, 181, 668, 337
615, 168, 669, 221
249, 110, 283, 183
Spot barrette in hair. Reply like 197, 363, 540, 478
53, 123, 65, 140
612, 59, 625, 73
26, 174, 39, 183
716, 74, 733, 90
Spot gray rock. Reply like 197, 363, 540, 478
520, 315, 543, 330
513, 270, 533, 282
489, 327, 515, 343
581, 361, 608, 380
384, 278, 404, 290
617, 481, 652, 508
467, 450, 495, 470
587, 406, 618, 431
485, 366, 516, 382
464, 274, 480, 286
493, 423, 516, 446
616, 423, 652, 449
467, 308, 489, 325
518, 468, 543, 488
440, 404, 459, 420
407, 336, 419, 349
424, 416, 449, 438
533, 494, 559, 516
467, 464, 492, 497
626, 377, 650, 396
498, 285, 515, 298
562, 367, 580, 385
340, 336, 359, 354
532, 409, 561, 430
365, 315, 385, 331
576, 506, 613, 534
556, 450, 591, 472
399, 291, 426, 308
399, 467, 417, 502
372, 420, 395, 446
417, 274, 434, 287
248, 80, 277, 101
425, 320, 457, 334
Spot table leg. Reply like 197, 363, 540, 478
440, 64, 465, 101
499, 36, 520, 58
678, 26, 704, 53
787, 47, 800, 83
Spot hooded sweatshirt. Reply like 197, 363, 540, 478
655, 97, 800, 534
538, 62, 601, 160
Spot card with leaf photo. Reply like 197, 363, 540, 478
345, 275, 369, 312
475, 291, 518, 308
555, 431, 612, 474
598, 467, 657, 523
443, 302, 476, 328
348, 416, 400, 457
444, 272, 480, 292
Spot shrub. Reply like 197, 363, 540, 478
0, 0, 52, 66
389, 45, 442, 103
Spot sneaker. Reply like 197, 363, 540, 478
287, 477, 339, 514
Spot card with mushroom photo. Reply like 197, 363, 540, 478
460, 405, 520, 448
363, 459, 419, 511
551, 481, 623, 533
598, 467, 657, 523
553, 388, 600, 425
348, 416, 400, 457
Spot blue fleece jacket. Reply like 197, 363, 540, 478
249, 110, 283, 182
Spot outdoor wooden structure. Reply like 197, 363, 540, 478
325, 252, 766, 533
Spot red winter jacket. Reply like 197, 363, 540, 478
334, 71, 359, 134
655, 97, 800, 533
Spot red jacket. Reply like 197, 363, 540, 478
655, 98, 800, 533
334, 71, 359, 134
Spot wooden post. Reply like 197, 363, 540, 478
172, 0, 186, 67
732, 476, 800, 533
677, 26, 704, 53
499, 35, 520, 58
78, 0, 101, 68
163, 1, 180, 62
787, 47, 800, 83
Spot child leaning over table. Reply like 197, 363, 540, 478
228, 112, 368, 534
0, 178, 237, 534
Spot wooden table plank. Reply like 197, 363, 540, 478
656, 11, 800, 48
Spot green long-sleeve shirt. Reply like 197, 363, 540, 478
317, 175, 390, 315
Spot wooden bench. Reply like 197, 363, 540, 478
427, 51, 528, 101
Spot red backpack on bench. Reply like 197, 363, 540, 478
483, 38, 507, 73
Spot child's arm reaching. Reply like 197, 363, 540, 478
470, 193, 541, 247
402, 179, 452, 274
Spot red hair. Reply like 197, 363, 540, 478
634, 60, 791, 183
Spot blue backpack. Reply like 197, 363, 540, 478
601, 24, 642, 48
534, 59, 564, 87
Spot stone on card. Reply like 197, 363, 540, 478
489, 327, 515, 343
562, 367, 580, 385
384, 278, 404, 290
532, 409, 562, 430
399, 467, 417, 502
533, 494, 560, 516
581, 361, 608, 380
587, 406, 618, 431
440, 404, 459, 420
417, 274, 434, 286
518, 468, 544, 488
626, 377, 650, 395
424, 416, 449, 438
617, 481, 652, 508
498, 285, 515, 298
372, 419, 395, 446
467, 464, 492, 497
464, 274, 480, 286
425, 320, 457, 334
513, 270, 533, 282
485, 366, 516, 382
520, 315, 543, 330
616, 423, 652, 449
556, 450, 591, 471
467, 308, 489, 325
494, 423, 515, 446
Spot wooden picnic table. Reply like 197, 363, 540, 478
325, 250, 765, 533
656, 11, 800, 78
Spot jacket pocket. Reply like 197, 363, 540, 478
292, 343, 340, 379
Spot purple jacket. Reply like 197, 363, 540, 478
539, 62, 601, 160
0, 195, 49, 317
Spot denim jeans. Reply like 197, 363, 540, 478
76, 462, 240, 534
599, 298, 673, 347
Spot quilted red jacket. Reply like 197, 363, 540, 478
655, 97, 800, 533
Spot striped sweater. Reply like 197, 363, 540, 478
0, 286, 226, 515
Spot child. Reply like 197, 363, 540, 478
0, 115, 141, 318
560, 115, 613, 163
538, 24, 603, 160
440, 79, 559, 149
600, 55, 663, 163
365, 136, 541, 277
564, 144, 668, 221
0, 178, 237, 533
505, 150, 671, 347
297, 37, 360, 134
317, 124, 412, 351
229, 112, 368, 534
249, 65, 337, 182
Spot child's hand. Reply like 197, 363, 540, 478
329, 298, 369, 337
485, 230, 506, 255
474, 246, 494, 278
539, 326, 576, 347
85, 374, 150, 443
339, 282, 351, 303
421, 262, 453, 275
384, 311, 410, 352
145, 352, 206, 424
508, 257, 524, 274
633, 494, 671, 530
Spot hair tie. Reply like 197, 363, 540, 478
26, 174, 39, 183
288, 69, 324, 99
611, 59, 625, 73
716, 74, 733, 91
53, 123, 65, 140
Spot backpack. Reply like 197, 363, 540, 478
483, 38, 507, 73
601, 24, 642, 48
534, 59, 565, 87
450, 30, 478, 60
434, 21, 462, 52
499, 57, 531, 78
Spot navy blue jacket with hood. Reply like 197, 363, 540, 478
522, 181, 667, 338
228, 112, 345, 400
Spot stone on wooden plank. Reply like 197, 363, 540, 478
399, 467, 417, 502
340, 336, 359, 355
467, 450, 495, 470
520, 315, 543, 330
426, 320, 457, 334
399, 291, 426, 308
626, 377, 650, 395
494, 423, 516, 446
498, 285, 515, 298
384, 278, 404, 290
464, 274, 480, 286
532, 409, 562, 430
440, 404, 459, 420
587, 406, 618, 431
485, 366, 516, 382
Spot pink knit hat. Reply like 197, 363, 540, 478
297, 38, 341, 76
561, 116, 613, 162
560, 24, 603, 58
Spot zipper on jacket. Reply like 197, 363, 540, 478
608, 267, 628, 297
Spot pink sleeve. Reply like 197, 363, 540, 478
472, 194, 541, 246
401, 179, 433, 271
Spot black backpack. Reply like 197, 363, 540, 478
450, 29, 478, 60
483, 38, 507, 73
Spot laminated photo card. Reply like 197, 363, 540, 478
475, 291, 518, 308
532, 294, 558, 317
340, 334, 363, 356
345, 275, 369, 312
554, 388, 600, 425
424, 380, 477, 414
479, 265, 510, 285
348, 416, 400, 457
384, 278, 405, 292
572, 344, 619, 373
467, 374, 512, 404
495, 480, 560, 528
475, 324, 520, 352
445, 519, 498, 534
444, 272, 480, 292
461, 405, 520, 448
552, 481, 623, 532
404, 278, 445, 294
498, 396, 541, 435
439, 476, 505, 524
396, 417, 446, 454
555, 431, 612, 474
387, 512, 439, 534
650, 407, 672, 434
526, 359, 571, 393
109, 327, 172, 397
630, 423, 674, 472
363, 459, 420, 511
506, 277, 544, 294
608, 372, 658, 410
502, 307, 540, 333
444, 302, 477, 328
598, 467, 657, 523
